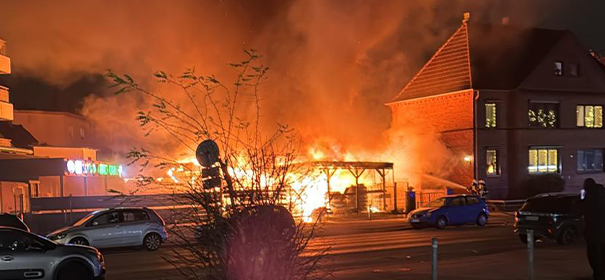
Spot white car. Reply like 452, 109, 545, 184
47, 207, 167, 251
0, 227, 105, 280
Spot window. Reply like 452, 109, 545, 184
554, 61, 563, 76
529, 148, 559, 174
577, 105, 603, 128
448, 197, 466, 207
485, 103, 497, 128
121, 210, 150, 222
69, 126, 74, 138
79, 128, 85, 139
570, 63, 579, 76
577, 150, 603, 172
466, 197, 480, 205
486, 149, 500, 176
528, 102, 558, 128
0, 232, 46, 252
90, 211, 120, 226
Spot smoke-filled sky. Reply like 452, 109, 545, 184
1, 0, 605, 157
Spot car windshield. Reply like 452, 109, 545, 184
72, 212, 97, 227
427, 198, 447, 208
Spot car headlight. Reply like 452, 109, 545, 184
49, 233, 67, 240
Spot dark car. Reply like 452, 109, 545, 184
0, 213, 29, 231
407, 195, 490, 229
514, 193, 582, 245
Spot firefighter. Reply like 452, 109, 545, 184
467, 180, 479, 195
477, 180, 488, 197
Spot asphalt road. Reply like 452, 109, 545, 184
101, 217, 592, 280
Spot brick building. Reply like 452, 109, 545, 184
387, 15, 605, 199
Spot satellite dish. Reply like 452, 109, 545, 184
196, 139, 220, 167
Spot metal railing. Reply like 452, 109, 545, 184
487, 199, 526, 212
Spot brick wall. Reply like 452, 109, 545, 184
389, 90, 475, 187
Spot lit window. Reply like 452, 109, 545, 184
485, 103, 497, 128
486, 149, 499, 176
554, 61, 563, 76
577, 105, 603, 128
528, 102, 558, 128
528, 148, 559, 174
570, 63, 579, 76
577, 149, 603, 172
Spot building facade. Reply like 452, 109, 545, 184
388, 15, 605, 199
13, 110, 96, 149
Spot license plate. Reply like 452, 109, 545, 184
410, 219, 419, 223
526, 216, 539, 221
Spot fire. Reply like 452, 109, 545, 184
164, 144, 383, 222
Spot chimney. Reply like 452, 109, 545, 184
463, 12, 471, 24
501, 17, 510, 25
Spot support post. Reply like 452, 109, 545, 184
393, 182, 398, 213
527, 229, 535, 280
432, 238, 438, 280
84, 176, 88, 196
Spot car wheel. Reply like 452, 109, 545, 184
69, 237, 89, 246
476, 213, 488, 227
435, 217, 447, 229
144, 233, 162, 251
57, 262, 92, 280
557, 226, 576, 245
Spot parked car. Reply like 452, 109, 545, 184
407, 194, 490, 229
0, 226, 105, 280
513, 193, 582, 245
46, 207, 167, 251
0, 213, 29, 232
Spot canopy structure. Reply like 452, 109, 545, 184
308, 161, 395, 213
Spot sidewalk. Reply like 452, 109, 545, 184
335, 241, 592, 280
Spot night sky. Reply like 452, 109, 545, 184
1, 0, 605, 118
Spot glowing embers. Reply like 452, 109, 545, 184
577, 105, 603, 128
528, 148, 558, 174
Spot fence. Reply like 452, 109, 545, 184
26, 194, 196, 234
415, 190, 449, 209
487, 199, 526, 212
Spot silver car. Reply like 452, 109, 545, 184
47, 207, 167, 251
0, 226, 105, 280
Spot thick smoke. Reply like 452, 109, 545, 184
0, 0, 552, 182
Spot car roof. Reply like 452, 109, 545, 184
0, 226, 28, 233
442, 194, 479, 198
529, 192, 579, 199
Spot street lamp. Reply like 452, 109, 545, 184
463, 155, 473, 163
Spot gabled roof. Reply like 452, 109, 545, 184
0, 122, 38, 148
389, 21, 569, 103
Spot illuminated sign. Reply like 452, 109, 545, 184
65, 159, 123, 177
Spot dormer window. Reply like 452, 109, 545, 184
570, 63, 579, 76
554, 61, 563, 76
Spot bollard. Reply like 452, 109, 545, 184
431, 238, 438, 280
527, 229, 534, 280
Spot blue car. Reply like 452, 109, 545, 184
407, 195, 489, 229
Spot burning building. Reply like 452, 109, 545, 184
387, 14, 605, 199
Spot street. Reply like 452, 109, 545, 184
102, 215, 593, 280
